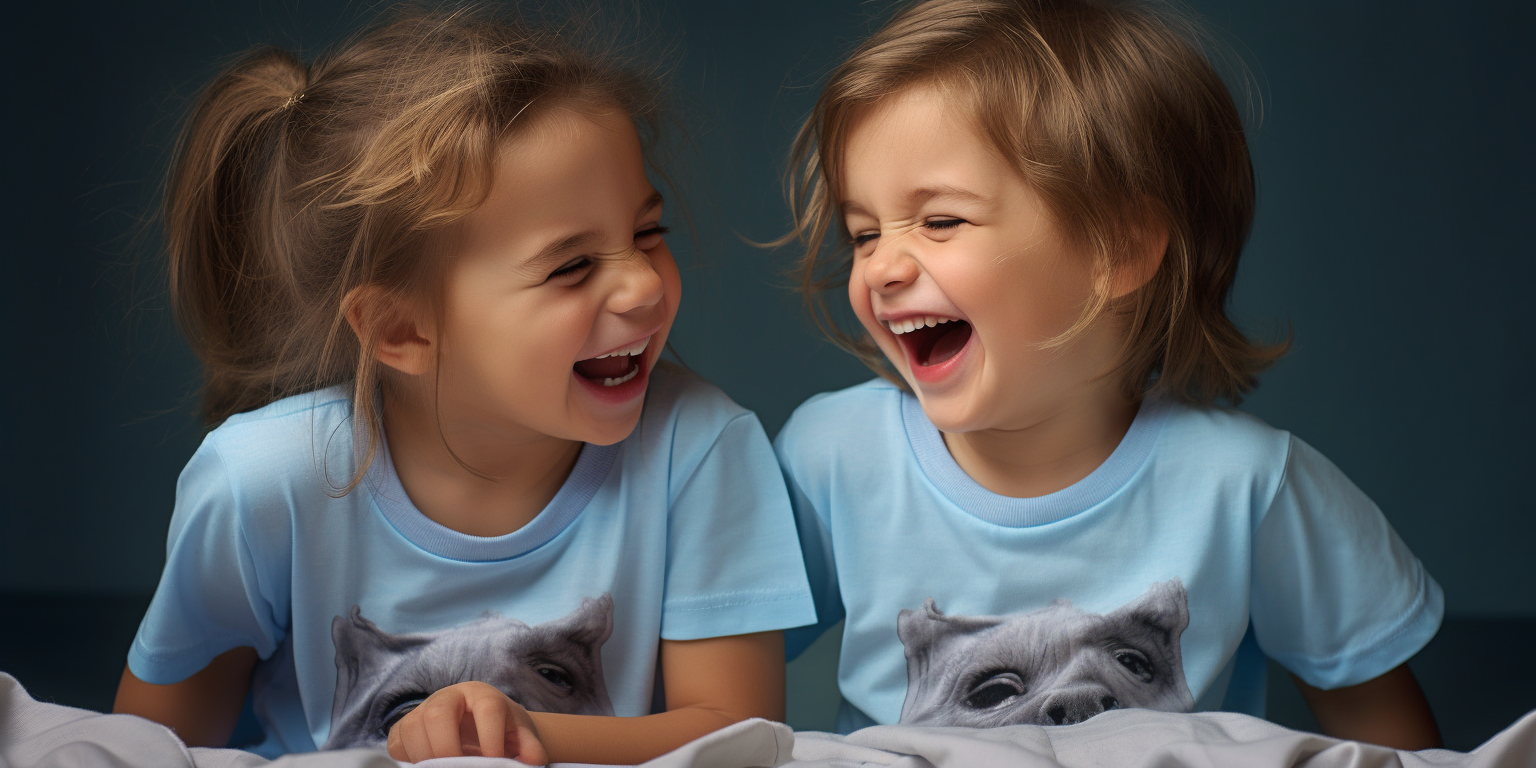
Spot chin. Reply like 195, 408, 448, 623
910, 389, 988, 435
574, 411, 644, 446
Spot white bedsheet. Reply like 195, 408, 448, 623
3, 673, 1530, 768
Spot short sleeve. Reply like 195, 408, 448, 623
775, 424, 845, 662
1250, 435, 1442, 689
127, 437, 289, 684
660, 413, 817, 641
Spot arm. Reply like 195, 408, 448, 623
113, 646, 257, 747
388, 631, 784, 764
535, 631, 785, 763
1292, 663, 1441, 750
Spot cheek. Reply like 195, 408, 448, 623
972, 256, 1093, 343
655, 250, 683, 316
846, 263, 878, 328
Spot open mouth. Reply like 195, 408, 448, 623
573, 337, 649, 387
889, 317, 972, 367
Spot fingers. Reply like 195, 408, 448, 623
385, 682, 539, 763
388, 704, 443, 762
467, 693, 507, 759
386, 687, 471, 762
422, 693, 467, 759
510, 711, 548, 766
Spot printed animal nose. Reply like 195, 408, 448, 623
1042, 690, 1120, 725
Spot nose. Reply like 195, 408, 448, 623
606, 250, 666, 316
862, 235, 920, 295
1038, 685, 1120, 726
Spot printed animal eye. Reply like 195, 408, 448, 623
378, 693, 426, 736
1114, 649, 1154, 682
533, 662, 574, 691
635, 225, 670, 251
963, 671, 1026, 709
549, 257, 593, 281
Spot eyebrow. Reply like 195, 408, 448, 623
525, 190, 666, 266
842, 185, 988, 217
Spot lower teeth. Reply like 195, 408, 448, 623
602, 366, 640, 387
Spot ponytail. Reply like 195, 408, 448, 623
165, 47, 312, 422
161, 8, 660, 492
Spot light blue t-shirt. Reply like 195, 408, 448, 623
129, 364, 816, 755
776, 379, 1441, 733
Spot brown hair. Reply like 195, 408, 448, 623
784, 0, 1285, 404
165, 5, 658, 489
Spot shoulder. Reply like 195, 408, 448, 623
780, 378, 903, 438
640, 362, 756, 438
627, 363, 776, 481
785, 377, 903, 426
1153, 400, 1294, 473
775, 378, 907, 474
193, 386, 358, 503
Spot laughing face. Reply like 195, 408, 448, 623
841, 86, 1126, 435
433, 106, 680, 447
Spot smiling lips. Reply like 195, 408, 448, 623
573, 336, 650, 387
888, 316, 972, 369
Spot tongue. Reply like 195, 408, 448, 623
574, 356, 635, 380
922, 322, 972, 366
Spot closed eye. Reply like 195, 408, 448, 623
635, 224, 670, 251
850, 231, 879, 247
548, 257, 593, 281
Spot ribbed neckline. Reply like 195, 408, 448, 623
901, 393, 1169, 527
366, 437, 620, 562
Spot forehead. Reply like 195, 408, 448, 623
839, 86, 1014, 210
453, 107, 653, 258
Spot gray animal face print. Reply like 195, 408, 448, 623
898, 580, 1194, 727
322, 594, 615, 749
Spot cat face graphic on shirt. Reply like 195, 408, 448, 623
322, 594, 615, 749
898, 579, 1194, 727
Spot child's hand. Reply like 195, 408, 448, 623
385, 681, 547, 765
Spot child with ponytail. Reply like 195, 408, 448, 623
113, 8, 814, 761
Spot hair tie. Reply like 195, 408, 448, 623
282, 92, 306, 111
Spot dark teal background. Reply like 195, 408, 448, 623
4, 0, 1532, 619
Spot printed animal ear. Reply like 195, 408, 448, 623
330, 606, 431, 697
1107, 580, 1190, 644
897, 598, 1002, 658
549, 594, 615, 651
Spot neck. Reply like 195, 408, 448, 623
380, 383, 582, 538
942, 383, 1140, 499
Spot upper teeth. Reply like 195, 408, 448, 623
595, 337, 650, 359
886, 316, 955, 335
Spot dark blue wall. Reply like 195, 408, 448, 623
4, 1, 1532, 617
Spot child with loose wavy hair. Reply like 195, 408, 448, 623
113, 6, 814, 761
776, 0, 1442, 749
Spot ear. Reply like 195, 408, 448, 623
897, 598, 1001, 659
1109, 201, 1170, 299
1106, 579, 1190, 645
331, 605, 430, 683
548, 593, 615, 652
342, 285, 434, 376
